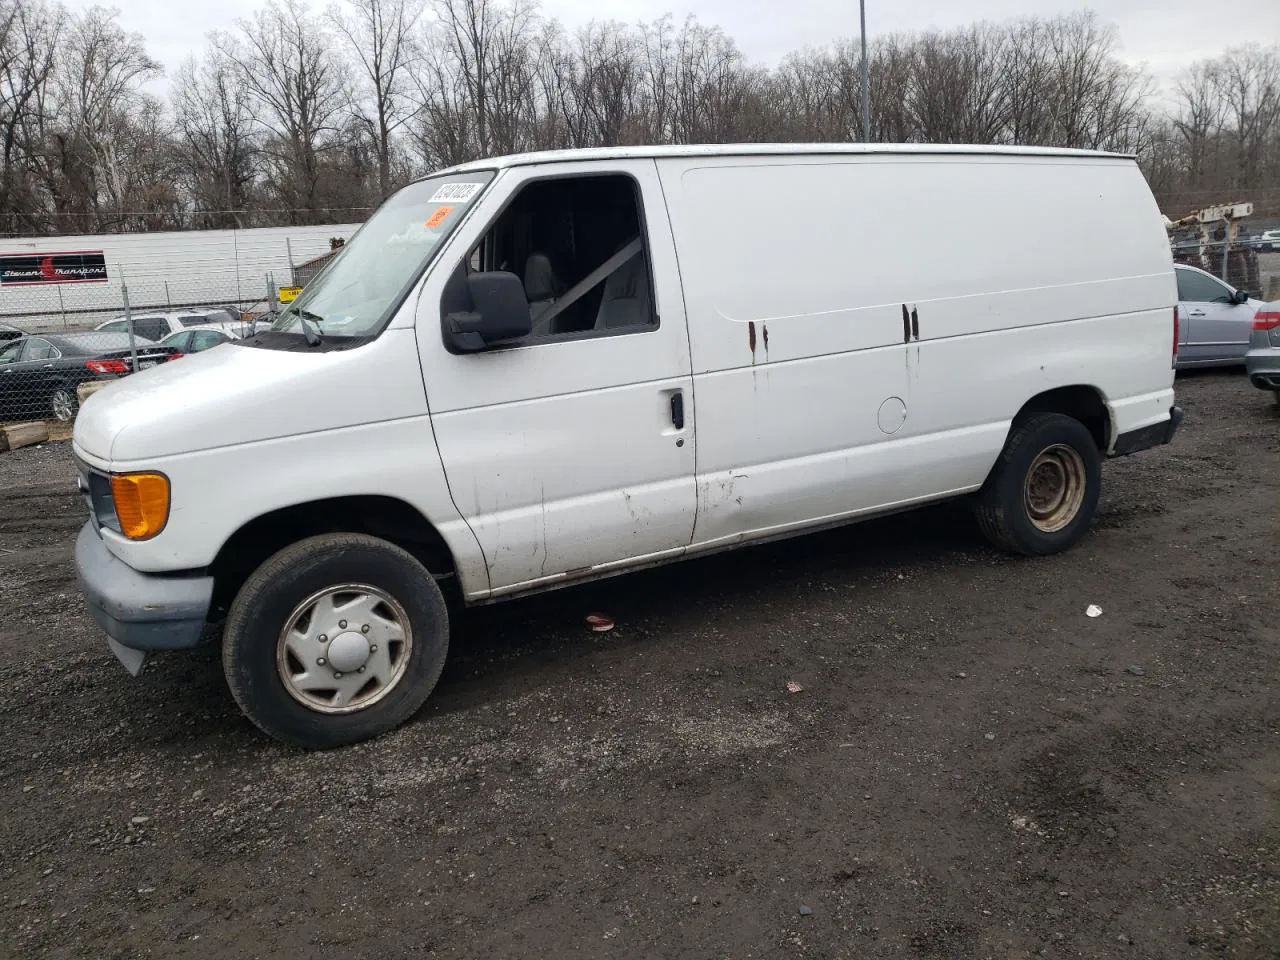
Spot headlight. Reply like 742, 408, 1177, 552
110, 472, 171, 541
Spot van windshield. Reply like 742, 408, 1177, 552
270, 171, 495, 342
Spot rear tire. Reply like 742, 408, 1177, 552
222, 533, 449, 749
50, 386, 77, 422
974, 413, 1101, 556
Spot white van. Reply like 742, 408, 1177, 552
73, 144, 1181, 748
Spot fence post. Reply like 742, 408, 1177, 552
57, 287, 66, 329
233, 226, 243, 306
122, 276, 139, 374
164, 280, 171, 308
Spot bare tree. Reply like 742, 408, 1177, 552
413, 0, 540, 162
49, 5, 162, 229
0, 0, 63, 229
215, 0, 349, 220
171, 51, 260, 227
1215, 45, 1280, 190
329, 0, 423, 197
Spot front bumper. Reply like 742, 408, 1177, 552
1112, 405, 1183, 457
75, 522, 214, 673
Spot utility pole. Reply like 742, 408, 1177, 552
860, 0, 871, 143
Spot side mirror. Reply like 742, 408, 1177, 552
446, 271, 532, 352
1231, 289, 1250, 305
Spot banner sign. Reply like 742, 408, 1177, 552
0, 250, 109, 286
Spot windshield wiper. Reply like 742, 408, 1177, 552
292, 308, 324, 346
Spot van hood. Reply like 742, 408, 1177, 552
73, 330, 427, 463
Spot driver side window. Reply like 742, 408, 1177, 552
1176, 268, 1232, 304
444, 173, 657, 347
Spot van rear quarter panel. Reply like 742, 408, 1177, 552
658, 154, 1175, 545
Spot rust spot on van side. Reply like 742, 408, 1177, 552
901, 304, 910, 343
748, 321, 757, 357
910, 307, 919, 340
762, 324, 769, 359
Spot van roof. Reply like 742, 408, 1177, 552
439, 142, 1134, 174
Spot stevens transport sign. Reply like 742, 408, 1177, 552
0, 250, 108, 286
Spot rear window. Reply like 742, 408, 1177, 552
55, 332, 157, 353
180, 310, 233, 327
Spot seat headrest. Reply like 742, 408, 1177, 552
523, 253, 558, 302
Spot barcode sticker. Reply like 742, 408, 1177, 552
429, 182, 485, 203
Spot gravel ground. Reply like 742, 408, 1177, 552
1, 371, 1277, 959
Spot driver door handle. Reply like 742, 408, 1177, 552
1187, 309, 1205, 318
670, 391, 685, 430
42, 363, 53, 369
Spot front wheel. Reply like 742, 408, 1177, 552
222, 534, 449, 748
974, 412, 1101, 556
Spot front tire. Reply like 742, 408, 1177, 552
974, 413, 1101, 556
222, 534, 449, 748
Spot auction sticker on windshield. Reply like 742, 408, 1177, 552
426, 206, 454, 229
429, 182, 485, 203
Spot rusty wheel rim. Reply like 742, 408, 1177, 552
1023, 443, 1086, 534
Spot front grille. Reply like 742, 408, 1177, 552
73, 454, 117, 532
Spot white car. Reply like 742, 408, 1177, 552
1251, 229, 1280, 253
94, 309, 244, 343
1174, 264, 1263, 367
73, 143, 1182, 748
159, 328, 237, 356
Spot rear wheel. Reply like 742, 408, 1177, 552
50, 386, 77, 422
974, 413, 1101, 556
222, 533, 449, 749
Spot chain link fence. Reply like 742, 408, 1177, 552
0, 225, 359, 429
0, 273, 289, 428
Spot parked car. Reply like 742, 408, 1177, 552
1175, 264, 1263, 367
94, 308, 241, 343
1245, 302, 1280, 406
1252, 229, 1280, 253
0, 332, 177, 423
0, 321, 22, 343
161, 328, 235, 355
73, 143, 1183, 749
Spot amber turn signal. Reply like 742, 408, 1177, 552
110, 472, 171, 540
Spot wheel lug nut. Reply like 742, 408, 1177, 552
370, 644, 377, 653
339, 620, 347, 629
357, 667, 365, 674
334, 671, 343, 679
361, 624, 370, 634
319, 634, 327, 643
317, 657, 326, 666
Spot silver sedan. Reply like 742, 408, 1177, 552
1175, 264, 1263, 368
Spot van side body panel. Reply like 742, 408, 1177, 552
656, 154, 1175, 549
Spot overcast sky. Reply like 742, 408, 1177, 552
64, 0, 1280, 94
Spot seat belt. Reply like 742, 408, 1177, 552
531, 237, 643, 331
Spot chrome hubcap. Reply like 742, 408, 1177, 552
327, 631, 371, 673
52, 391, 73, 421
1023, 443, 1087, 533
276, 584, 411, 714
